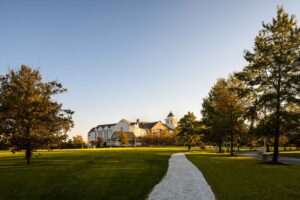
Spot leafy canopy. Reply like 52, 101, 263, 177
0, 65, 74, 163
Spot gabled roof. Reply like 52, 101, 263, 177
89, 127, 96, 133
138, 121, 161, 129
96, 123, 116, 129
162, 123, 175, 130
119, 119, 132, 124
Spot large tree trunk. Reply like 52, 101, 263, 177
218, 141, 222, 153
25, 124, 32, 165
25, 145, 32, 165
230, 132, 234, 156
267, 142, 270, 152
272, 71, 281, 163
272, 134, 279, 163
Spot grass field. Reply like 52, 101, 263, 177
187, 152, 300, 200
260, 151, 300, 159
275, 151, 300, 158
1, 148, 300, 200
0, 147, 186, 200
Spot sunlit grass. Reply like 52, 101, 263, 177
187, 153, 300, 200
0, 147, 186, 200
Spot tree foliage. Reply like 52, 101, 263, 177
73, 135, 85, 148
97, 136, 104, 147
119, 132, 129, 145
236, 7, 300, 162
201, 78, 245, 154
0, 65, 74, 164
177, 112, 201, 150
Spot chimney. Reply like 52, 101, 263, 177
136, 119, 140, 124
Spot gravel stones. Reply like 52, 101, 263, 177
148, 153, 215, 200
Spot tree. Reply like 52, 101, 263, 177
143, 134, 154, 146
0, 135, 10, 150
177, 112, 201, 150
237, 7, 300, 163
201, 78, 245, 155
97, 136, 104, 147
73, 135, 85, 148
61, 139, 74, 149
119, 132, 129, 145
0, 65, 74, 164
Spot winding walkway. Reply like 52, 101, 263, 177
147, 153, 215, 200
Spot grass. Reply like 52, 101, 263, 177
0, 147, 186, 200
2, 147, 299, 200
187, 152, 300, 200
267, 151, 300, 158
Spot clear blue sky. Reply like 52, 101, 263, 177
1, 0, 300, 140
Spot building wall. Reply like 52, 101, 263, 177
88, 116, 176, 146
130, 124, 147, 137
151, 122, 169, 134
114, 120, 131, 133
166, 117, 178, 129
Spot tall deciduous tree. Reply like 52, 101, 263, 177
201, 78, 245, 155
0, 65, 74, 164
237, 7, 300, 163
73, 135, 85, 148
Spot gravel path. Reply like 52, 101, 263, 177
147, 153, 215, 200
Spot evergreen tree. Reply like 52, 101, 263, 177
177, 112, 200, 150
237, 7, 300, 163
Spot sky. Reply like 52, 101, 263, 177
1, 0, 300, 140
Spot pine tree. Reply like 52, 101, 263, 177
237, 7, 300, 163
177, 112, 201, 150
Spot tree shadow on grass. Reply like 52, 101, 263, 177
258, 161, 290, 166
0, 161, 72, 169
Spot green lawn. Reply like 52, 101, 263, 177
0, 147, 185, 200
278, 151, 300, 158
2, 148, 299, 200
261, 151, 300, 159
187, 152, 300, 200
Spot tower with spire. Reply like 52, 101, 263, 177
165, 112, 178, 130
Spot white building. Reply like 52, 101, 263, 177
165, 112, 178, 129
88, 112, 177, 147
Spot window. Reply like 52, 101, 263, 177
120, 127, 124, 132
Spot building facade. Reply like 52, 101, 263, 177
88, 112, 177, 147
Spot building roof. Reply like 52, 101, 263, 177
96, 123, 116, 129
162, 123, 175, 130
88, 128, 95, 133
91, 114, 175, 134
167, 112, 174, 117
138, 121, 161, 129
120, 119, 132, 124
